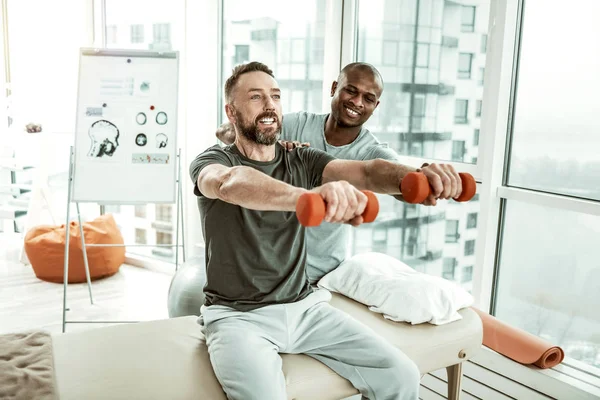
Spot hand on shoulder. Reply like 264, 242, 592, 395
279, 140, 311, 152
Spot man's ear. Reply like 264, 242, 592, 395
224, 103, 236, 124
330, 81, 338, 97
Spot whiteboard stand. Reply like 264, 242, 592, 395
62, 48, 181, 332
61, 146, 186, 333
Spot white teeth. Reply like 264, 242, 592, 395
260, 118, 275, 124
346, 107, 358, 116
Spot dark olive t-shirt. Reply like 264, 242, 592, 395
189, 143, 335, 311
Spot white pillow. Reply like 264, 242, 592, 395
318, 252, 474, 325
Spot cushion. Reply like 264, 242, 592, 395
318, 252, 474, 325
24, 214, 125, 283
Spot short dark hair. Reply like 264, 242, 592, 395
224, 62, 275, 104
337, 62, 384, 91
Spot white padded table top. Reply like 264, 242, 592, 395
52, 293, 482, 400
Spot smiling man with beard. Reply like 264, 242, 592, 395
189, 61, 462, 400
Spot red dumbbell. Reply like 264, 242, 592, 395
400, 172, 477, 204
296, 190, 379, 227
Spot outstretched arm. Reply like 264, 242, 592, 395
198, 164, 306, 211
198, 163, 369, 224
322, 158, 463, 205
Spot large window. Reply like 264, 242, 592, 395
354, 0, 489, 288
356, 0, 490, 165
507, 2, 600, 202
6, 1, 89, 135
452, 140, 466, 161
496, 201, 600, 368
221, 0, 327, 119
494, 0, 600, 369
350, 191, 480, 293
2, 1, 96, 236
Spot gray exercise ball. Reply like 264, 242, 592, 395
167, 257, 207, 318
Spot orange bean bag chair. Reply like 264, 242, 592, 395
24, 214, 125, 283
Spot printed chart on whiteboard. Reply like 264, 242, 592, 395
72, 49, 179, 204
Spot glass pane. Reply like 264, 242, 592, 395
383, 41, 398, 66
221, 0, 326, 116
454, 99, 468, 124
416, 44, 430, 67
508, 0, 600, 201
350, 190, 481, 292
3, 2, 94, 234
461, 6, 475, 32
6, 1, 89, 134
495, 200, 600, 369
104, 0, 185, 263
457, 53, 472, 79
357, 0, 490, 164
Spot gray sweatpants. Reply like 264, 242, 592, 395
199, 289, 420, 400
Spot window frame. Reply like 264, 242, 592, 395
130, 24, 144, 43
454, 99, 469, 124
467, 212, 478, 229
462, 265, 473, 283
452, 140, 466, 162
106, 24, 117, 44
443, 257, 457, 280
457, 52, 473, 79
445, 220, 460, 243
464, 239, 476, 256
461, 5, 476, 33
135, 228, 147, 244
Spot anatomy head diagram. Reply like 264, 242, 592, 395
87, 120, 120, 157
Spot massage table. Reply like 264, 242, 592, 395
52, 292, 483, 400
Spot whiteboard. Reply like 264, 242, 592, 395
72, 48, 179, 204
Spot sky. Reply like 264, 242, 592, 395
511, 0, 600, 162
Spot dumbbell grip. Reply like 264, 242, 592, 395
296, 190, 379, 227
400, 172, 476, 204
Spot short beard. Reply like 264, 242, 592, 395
235, 109, 280, 145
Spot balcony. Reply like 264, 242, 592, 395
151, 220, 173, 232
400, 131, 452, 142
372, 211, 446, 229
400, 82, 455, 96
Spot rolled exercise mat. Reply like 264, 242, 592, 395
401, 172, 477, 204
296, 190, 379, 227
471, 307, 564, 369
